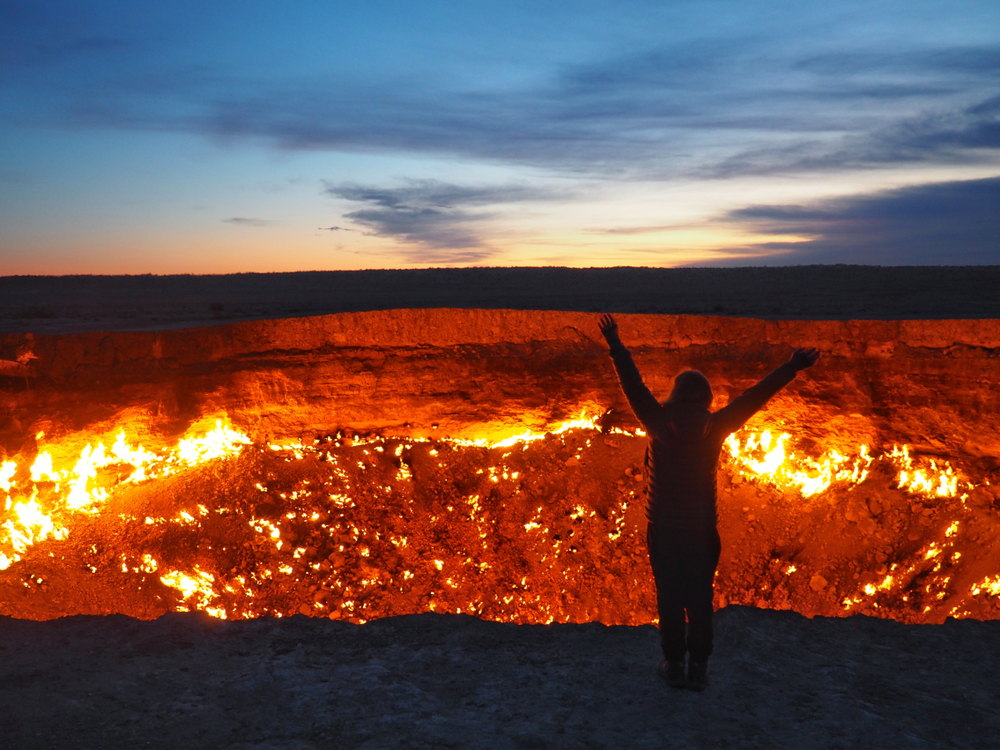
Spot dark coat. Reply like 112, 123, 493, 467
609, 346, 797, 531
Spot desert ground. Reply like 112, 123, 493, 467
3, 266, 1000, 335
1, 267, 999, 749
2, 606, 998, 750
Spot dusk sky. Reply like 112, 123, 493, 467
2, 0, 998, 274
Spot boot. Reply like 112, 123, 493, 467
687, 661, 708, 691
656, 660, 686, 689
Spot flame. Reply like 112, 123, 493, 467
30, 453, 56, 482
725, 431, 970, 502
887, 445, 963, 498
724, 431, 872, 497
0, 418, 251, 570
176, 422, 252, 465
489, 413, 603, 449
971, 576, 1000, 598
0, 406, 990, 624
160, 566, 226, 618
2, 494, 69, 563
0, 461, 16, 493
436, 409, 608, 451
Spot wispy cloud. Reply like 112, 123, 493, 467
586, 223, 695, 236
793, 46, 1000, 77
323, 179, 556, 262
708, 93, 1000, 177
26, 13, 1000, 180
221, 217, 274, 227
707, 176, 1000, 265
0, 2, 132, 69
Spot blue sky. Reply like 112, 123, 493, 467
1, 0, 998, 273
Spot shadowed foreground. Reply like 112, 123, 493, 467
1, 606, 996, 749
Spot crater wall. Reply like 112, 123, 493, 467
4, 309, 1000, 451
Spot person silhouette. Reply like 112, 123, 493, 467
598, 313, 819, 690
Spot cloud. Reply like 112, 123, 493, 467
323, 179, 553, 262
221, 217, 273, 227
22, 12, 995, 180
706, 176, 1000, 265
318, 226, 355, 232
703, 93, 1000, 178
793, 46, 1000, 76
585, 223, 693, 236
5, 0, 999, 181
206, 41, 1000, 177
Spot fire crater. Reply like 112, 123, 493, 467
1, 309, 999, 625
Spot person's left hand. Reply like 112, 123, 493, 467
788, 347, 821, 371
599, 313, 621, 347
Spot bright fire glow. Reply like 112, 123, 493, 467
971, 576, 1000, 598
887, 445, 962, 498
160, 566, 227, 619
725, 431, 873, 497
725, 431, 970, 502
0, 419, 251, 570
0, 408, 991, 624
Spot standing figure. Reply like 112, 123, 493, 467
598, 313, 819, 690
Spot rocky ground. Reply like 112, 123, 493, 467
1, 606, 997, 750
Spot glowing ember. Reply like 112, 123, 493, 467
160, 566, 227, 619
971, 576, 1000, 598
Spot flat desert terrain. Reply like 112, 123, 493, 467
3, 265, 1000, 334
3, 606, 997, 750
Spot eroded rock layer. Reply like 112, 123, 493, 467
0, 310, 998, 625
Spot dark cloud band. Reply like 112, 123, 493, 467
710, 176, 1000, 265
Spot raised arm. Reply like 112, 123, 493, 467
599, 314, 661, 428
713, 347, 820, 437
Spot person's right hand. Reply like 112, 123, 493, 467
599, 313, 621, 347
788, 347, 821, 371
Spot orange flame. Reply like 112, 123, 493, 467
0, 419, 251, 570
0, 408, 988, 623
724, 430, 872, 497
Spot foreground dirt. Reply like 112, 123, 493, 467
0, 606, 996, 750
3, 266, 1000, 334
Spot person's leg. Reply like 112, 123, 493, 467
647, 524, 686, 662
683, 527, 722, 664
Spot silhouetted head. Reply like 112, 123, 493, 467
666, 370, 713, 408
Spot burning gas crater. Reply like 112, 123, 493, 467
2, 409, 998, 626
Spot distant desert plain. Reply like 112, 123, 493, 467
3, 265, 1000, 334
